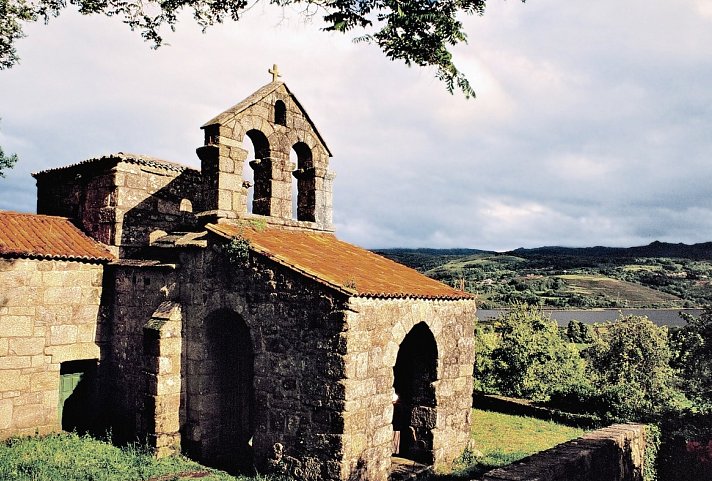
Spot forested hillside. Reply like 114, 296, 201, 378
374, 242, 712, 309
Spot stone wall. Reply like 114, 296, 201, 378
35, 164, 117, 246
0, 258, 104, 439
106, 263, 178, 442
342, 298, 476, 481
482, 424, 647, 481
35, 156, 202, 257
141, 301, 182, 457
178, 245, 349, 477
198, 83, 334, 230
113, 161, 201, 255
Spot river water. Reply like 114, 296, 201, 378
475, 308, 705, 327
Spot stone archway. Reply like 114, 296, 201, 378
392, 322, 438, 465
205, 309, 255, 473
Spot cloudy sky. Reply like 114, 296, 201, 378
1, 0, 711, 251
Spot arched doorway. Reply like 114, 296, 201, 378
392, 322, 438, 465
206, 310, 255, 473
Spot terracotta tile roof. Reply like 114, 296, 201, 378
207, 223, 472, 300
32, 152, 198, 177
0, 211, 113, 262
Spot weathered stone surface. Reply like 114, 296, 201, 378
482, 424, 647, 481
2, 79, 481, 481
0, 259, 104, 440
0, 316, 34, 337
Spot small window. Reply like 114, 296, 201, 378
275, 100, 287, 126
179, 199, 192, 213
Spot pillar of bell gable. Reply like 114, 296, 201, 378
266, 155, 294, 219
314, 168, 335, 229
197, 125, 250, 218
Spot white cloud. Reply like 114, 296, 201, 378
2, 0, 712, 250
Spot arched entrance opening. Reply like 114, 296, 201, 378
205, 310, 255, 473
392, 322, 438, 465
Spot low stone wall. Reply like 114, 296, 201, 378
482, 424, 647, 481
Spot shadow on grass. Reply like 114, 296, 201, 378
433, 450, 530, 481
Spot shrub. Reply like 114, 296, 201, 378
583, 315, 687, 422
486, 304, 589, 401
669, 306, 712, 408
565, 320, 593, 344
473, 324, 500, 394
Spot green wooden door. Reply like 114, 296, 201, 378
58, 371, 84, 425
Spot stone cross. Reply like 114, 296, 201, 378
269, 64, 281, 82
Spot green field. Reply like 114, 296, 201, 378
557, 274, 682, 306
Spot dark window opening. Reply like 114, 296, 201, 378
274, 100, 287, 126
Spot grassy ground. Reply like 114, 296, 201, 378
438, 409, 586, 480
1, 410, 583, 481
0, 432, 263, 481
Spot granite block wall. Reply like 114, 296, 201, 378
0, 258, 104, 439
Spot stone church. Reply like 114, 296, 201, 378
0, 71, 477, 481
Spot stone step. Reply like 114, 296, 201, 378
390, 456, 433, 481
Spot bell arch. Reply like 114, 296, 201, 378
203, 309, 255, 473
392, 322, 438, 465
292, 141, 315, 222
244, 129, 271, 216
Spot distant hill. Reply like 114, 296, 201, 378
374, 248, 492, 256
374, 242, 712, 309
372, 248, 493, 271
509, 241, 712, 261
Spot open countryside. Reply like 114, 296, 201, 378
375, 241, 712, 314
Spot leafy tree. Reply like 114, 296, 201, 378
487, 303, 588, 401
669, 307, 712, 408
0, 144, 16, 177
0, 0, 521, 97
565, 319, 592, 344
584, 315, 687, 421
472, 323, 499, 394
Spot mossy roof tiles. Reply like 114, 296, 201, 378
207, 223, 472, 300
0, 211, 113, 262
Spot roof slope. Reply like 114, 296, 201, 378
0, 211, 113, 262
32, 152, 197, 177
201, 81, 332, 157
207, 223, 471, 300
